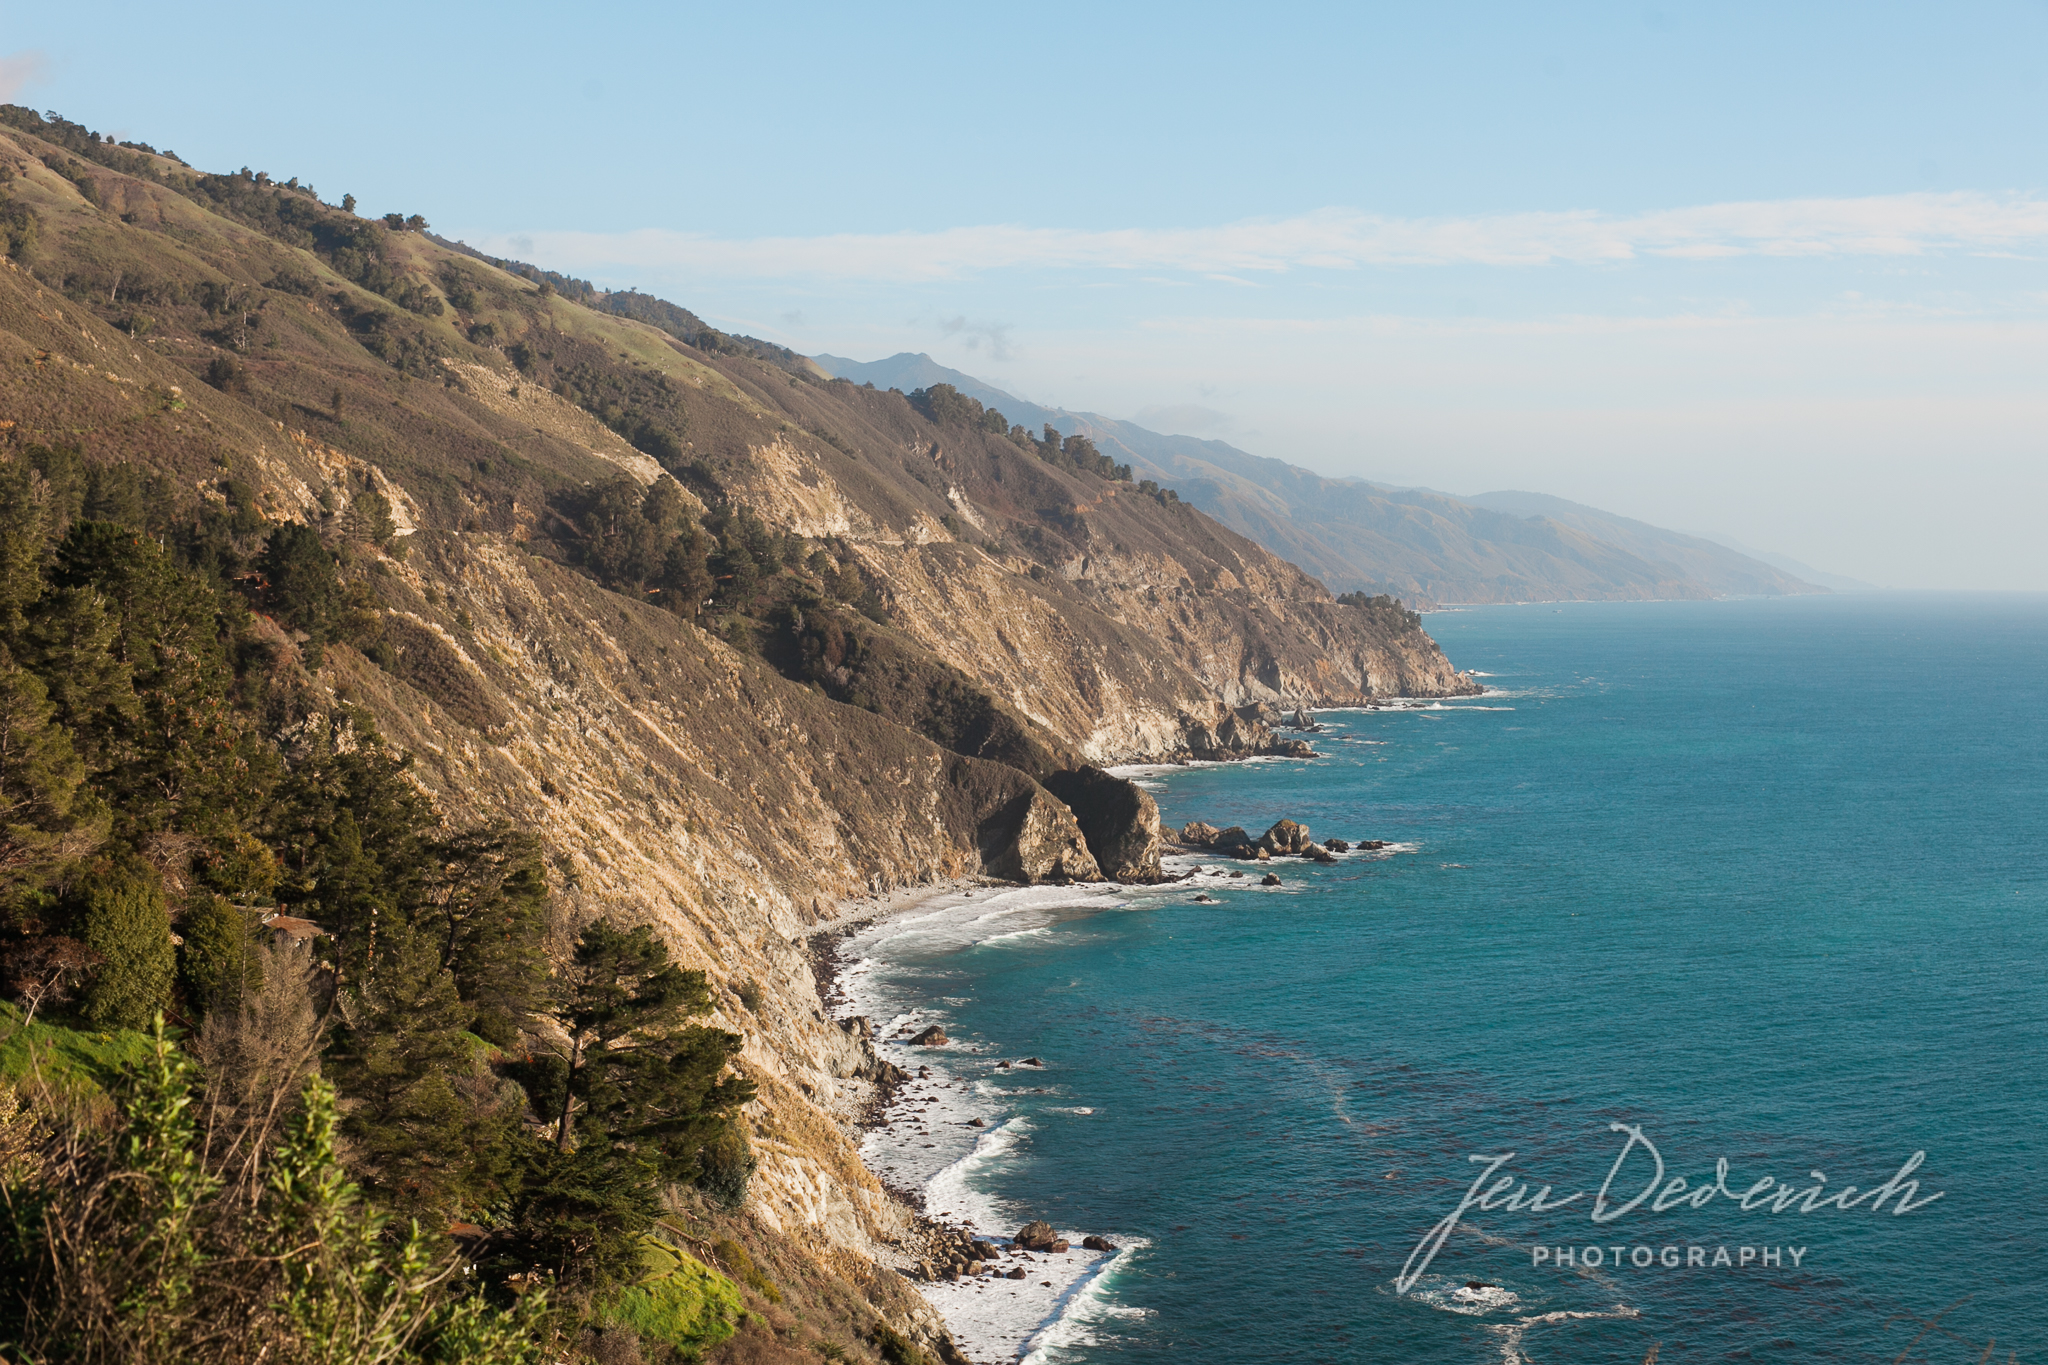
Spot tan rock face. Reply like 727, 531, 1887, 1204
0, 136, 1477, 1356
328, 534, 1099, 1255
688, 385, 1478, 763
976, 787, 1102, 884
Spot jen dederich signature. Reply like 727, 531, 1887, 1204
1397, 1123, 1944, 1294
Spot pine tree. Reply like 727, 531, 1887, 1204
329, 919, 523, 1221
0, 653, 91, 885
261, 521, 344, 649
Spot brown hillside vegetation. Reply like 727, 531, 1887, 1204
0, 105, 1473, 1364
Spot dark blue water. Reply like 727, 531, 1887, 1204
864, 595, 2048, 1363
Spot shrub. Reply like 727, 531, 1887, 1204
0, 199, 38, 262
603, 1250, 742, 1358
873, 1324, 929, 1365
72, 855, 174, 1030
203, 354, 246, 393
711, 1237, 781, 1304
694, 1123, 756, 1210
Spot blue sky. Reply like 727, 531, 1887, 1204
7, 1, 2047, 587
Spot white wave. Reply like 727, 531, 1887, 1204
833, 886, 1157, 1365
1405, 1274, 1526, 1316
1019, 1239, 1150, 1364
1482, 1303, 1641, 1365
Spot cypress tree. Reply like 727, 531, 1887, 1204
73, 854, 175, 1030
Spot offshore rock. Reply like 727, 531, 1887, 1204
1259, 820, 1312, 855
907, 1026, 949, 1047
1210, 826, 1257, 857
1180, 821, 1221, 847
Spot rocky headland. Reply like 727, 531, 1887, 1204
0, 107, 1476, 1365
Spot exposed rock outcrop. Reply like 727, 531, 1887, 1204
1040, 766, 1163, 882
1259, 819, 1313, 855
977, 787, 1102, 883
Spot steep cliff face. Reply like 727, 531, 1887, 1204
0, 109, 1474, 1358
321, 534, 1102, 1269
675, 378, 1479, 761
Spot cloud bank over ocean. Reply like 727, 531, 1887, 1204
471, 192, 2048, 283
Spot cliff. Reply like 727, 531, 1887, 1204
0, 107, 1473, 1363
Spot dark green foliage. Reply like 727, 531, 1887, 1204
177, 894, 261, 1011
694, 1123, 757, 1211
506, 332, 690, 466
261, 521, 343, 646
556, 476, 713, 616
345, 489, 398, 546
540, 920, 755, 1184
46, 521, 266, 841
0, 197, 38, 262
204, 354, 247, 393
69, 852, 174, 1029
336, 297, 447, 375
416, 824, 550, 1044
268, 267, 319, 296
0, 653, 92, 885
1026, 423, 1130, 482
328, 919, 524, 1221
908, 383, 1011, 437
702, 502, 793, 612
274, 747, 434, 969
873, 1323, 931, 1365
488, 1141, 660, 1293
771, 606, 1074, 775
1336, 591, 1423, 629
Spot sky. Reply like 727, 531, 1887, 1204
6, 1, 2047, 588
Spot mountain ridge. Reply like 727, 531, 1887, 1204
812, 352, 1827, 606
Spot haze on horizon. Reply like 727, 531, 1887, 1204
9, 1, 2046, 590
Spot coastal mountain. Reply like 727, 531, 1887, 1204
1457, 490, 1826, 598
0, 107, 1472, 1364
813, 353, 1824, 606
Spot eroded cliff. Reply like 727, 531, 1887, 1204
0, 107, 1475, 1362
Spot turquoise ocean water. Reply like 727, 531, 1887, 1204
851, 594, 2048, 1363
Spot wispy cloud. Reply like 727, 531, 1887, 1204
939, 314, 1015, 360
471, 193, 2048, 284
0, 50, 48, 103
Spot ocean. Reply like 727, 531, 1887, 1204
834, 593, 2048, 1364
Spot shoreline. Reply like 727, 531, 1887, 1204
814, 717, 1426, 1361
816, 881, 1143, 1365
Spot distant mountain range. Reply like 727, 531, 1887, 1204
814, 353, 1829, 606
